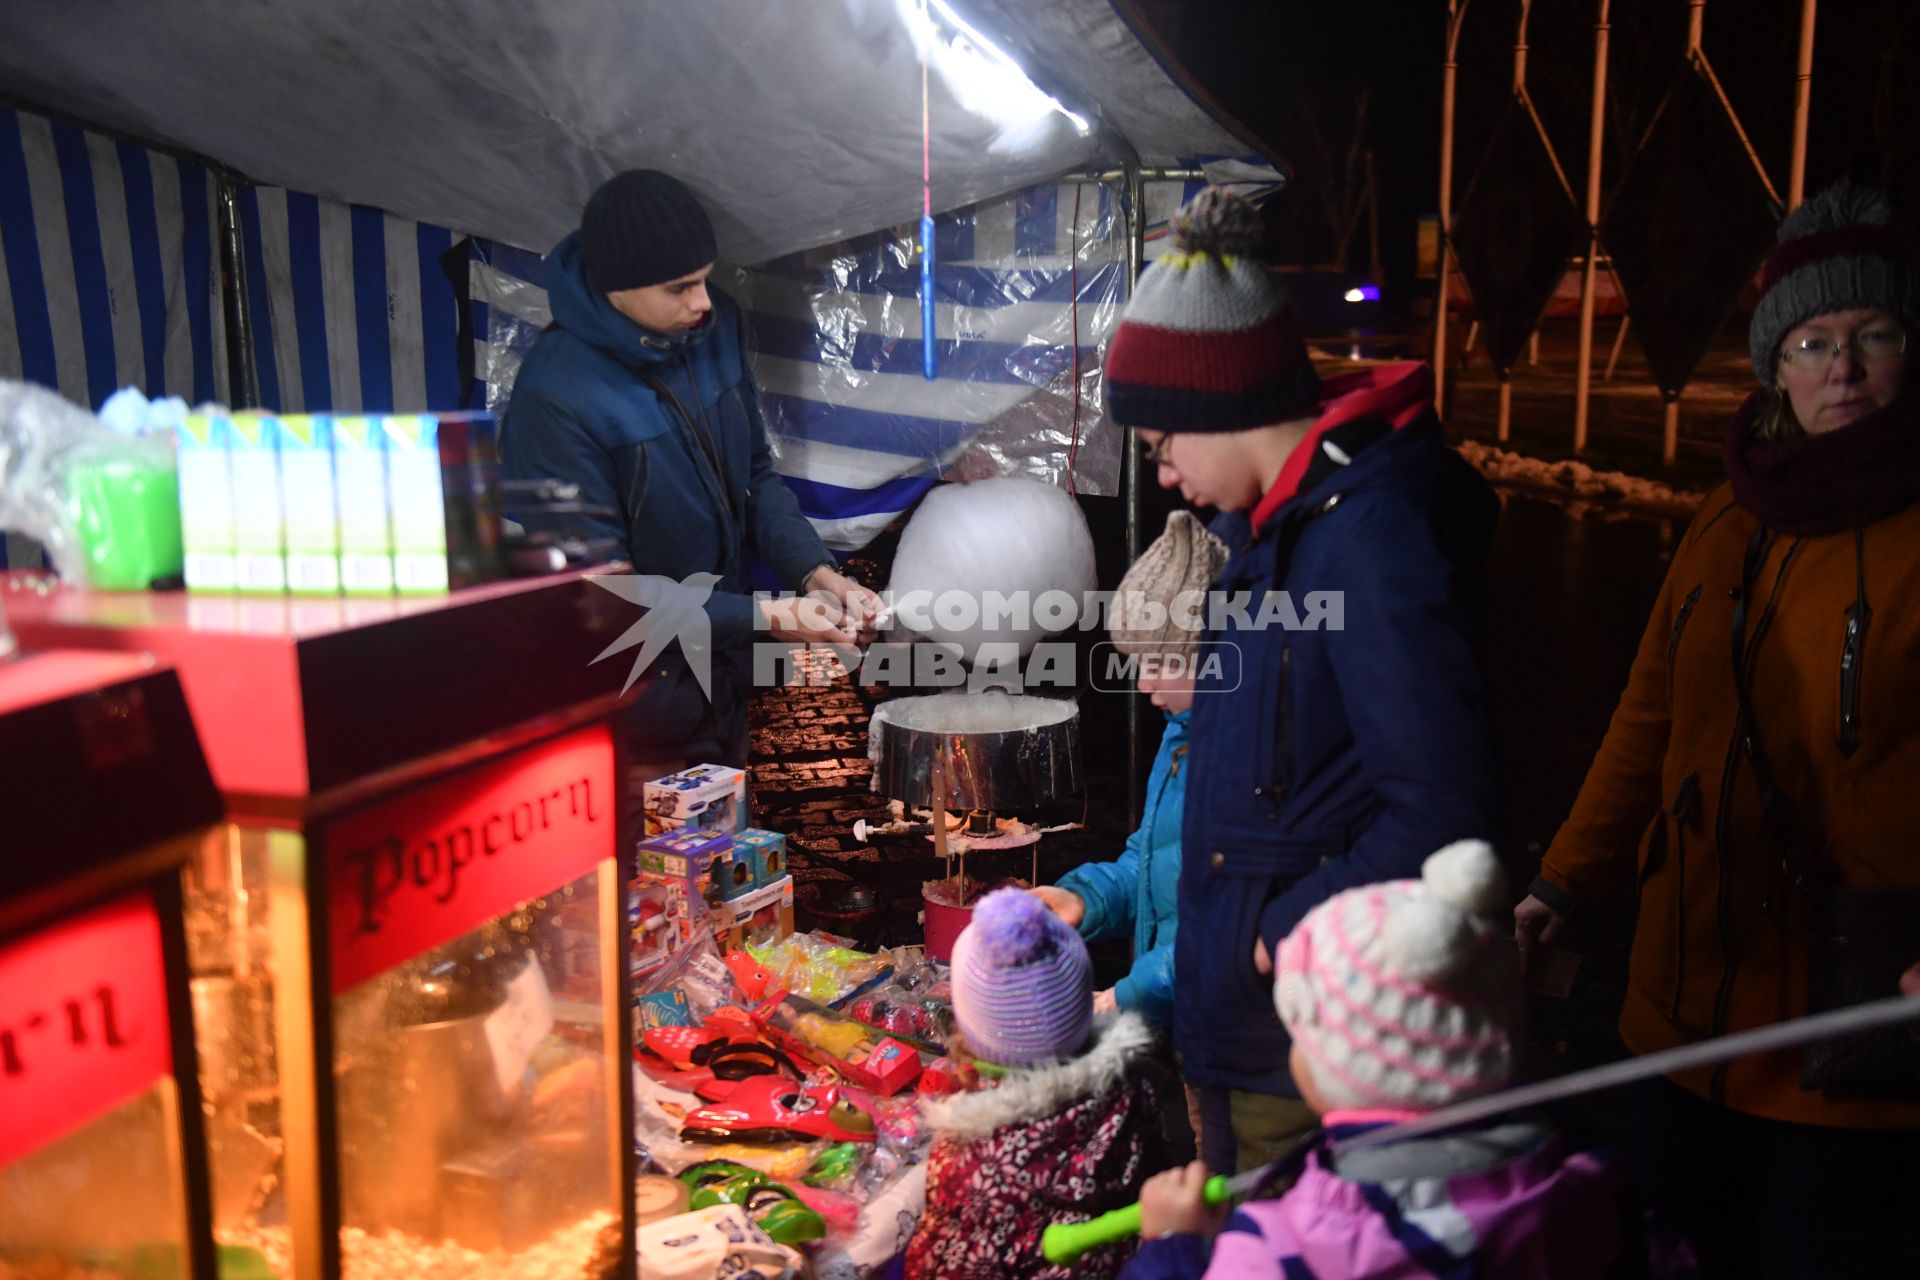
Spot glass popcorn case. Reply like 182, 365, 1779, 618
6, 573, 639, 1280
0, 653, 223, 1280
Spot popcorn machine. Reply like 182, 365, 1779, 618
0, 652, 223, 1280
6, 573, 639, 1280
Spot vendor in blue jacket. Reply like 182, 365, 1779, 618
504, 171, 879, 775
1035, 510, 1227, 1027
1101, 189, 1500, 1174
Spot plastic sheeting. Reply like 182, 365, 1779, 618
0, 0, 1262, 262
472, 178, 1130, 551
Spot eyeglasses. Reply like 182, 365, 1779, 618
1781, 326, 1908, 373
1140, 434, 1174, 467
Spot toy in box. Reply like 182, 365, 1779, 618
733, 828, 787, 889
713, 875, 795, 955
644, 763, 747, 836
634, 828, 736, 980
752, 993, 924, 1096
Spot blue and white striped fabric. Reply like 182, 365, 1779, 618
470, 180, 1132, 552
232, 186, 467, 414
0, 105, 228, 411
0, 104, 229, 570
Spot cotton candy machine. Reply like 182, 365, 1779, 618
868, 693, 1081, 959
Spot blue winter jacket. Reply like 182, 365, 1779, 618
1056, 710, 1189, 1026
502, 232, 830, 759
1175, 364, 1500, 1096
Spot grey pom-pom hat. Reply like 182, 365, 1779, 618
1748, 182, 1920, 384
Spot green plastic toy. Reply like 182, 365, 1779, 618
1040, 1174, 1232, 1265
679, 1159, 826, 1246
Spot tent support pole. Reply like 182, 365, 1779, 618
217, 174, 261, 409
1573, 0, 1612, 455
1787, 0, 1817, 209
1124, 161, 1146, 830
1434, 0, 1470, 414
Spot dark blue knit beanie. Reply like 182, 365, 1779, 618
580, 170, 717, 292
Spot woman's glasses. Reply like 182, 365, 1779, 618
1781, 326, 1908, 374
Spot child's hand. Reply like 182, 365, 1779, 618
1092, 988, 1119, 1015
1031, 885, 1086, 929
1138, 1160, 1222, 1239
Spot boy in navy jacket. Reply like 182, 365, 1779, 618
1101, 189, 1500, 1173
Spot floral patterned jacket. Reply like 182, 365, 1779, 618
906, 1012, 1170, 1280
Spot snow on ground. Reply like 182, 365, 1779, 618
1455, 439, 1706, 514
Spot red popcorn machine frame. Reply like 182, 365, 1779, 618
6, 572, 642, 1280
0, 651, 224, 1280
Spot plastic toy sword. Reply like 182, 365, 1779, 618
1042, 992, 1920, 1265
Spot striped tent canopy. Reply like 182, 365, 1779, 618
2, 1, 1285, 560
472, 170, 1274, 551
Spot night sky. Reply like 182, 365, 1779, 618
1130, 0, 1919, 311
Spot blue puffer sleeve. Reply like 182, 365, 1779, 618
736, 310, 833, 590
1057, 833, 1145, 944
501, 390, 631, 562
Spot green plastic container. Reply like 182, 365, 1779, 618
65, 451, 184, 590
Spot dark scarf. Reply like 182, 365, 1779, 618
1725, 387, 1920, 535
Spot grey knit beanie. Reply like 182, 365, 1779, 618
1110, 510, 1230, 659
1749, 182, 1920, 383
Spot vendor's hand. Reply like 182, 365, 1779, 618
1092, 988, 1119, 1016
1031, 885, 1086, 929
1253, 936, 1273, 977
1900, 962, 1920, 998
759, 593, 858, 649
804, 566, 884, 643
1514, 894, 1571, 973
1138, 1161, 1223, 1239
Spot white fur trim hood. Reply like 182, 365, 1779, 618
918, 1012, 1156, 1143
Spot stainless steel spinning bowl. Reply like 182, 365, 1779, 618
870, 694, 1082, 812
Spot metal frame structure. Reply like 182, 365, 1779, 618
1440, 0, 1821, 465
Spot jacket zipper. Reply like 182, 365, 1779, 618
1269, 645, 1291, 815
1667, 773, 1701, 1021
1666, 584, 1702, 702
1837, 528, 1870, 758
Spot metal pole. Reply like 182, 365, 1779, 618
1498, 377, 1513, 442
1125, 163, 1146, 829
1433, 0, 1470, 412
1605, 312, 1631, 381
1788, 0, 1817, 209
1573, 0, 1612, 454
1664, 394, 1681, 465
1513, 0, 1531, 94
1688, 0, 1705, 55
218, 176, 262, 409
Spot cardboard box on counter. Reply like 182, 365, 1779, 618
712, 875, 794, 955
643, 763, 746, 837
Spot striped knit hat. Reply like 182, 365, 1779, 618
1274, 840, 1520, 1112
950, 888, 1093, 1068
1110, 511, 1230, 660
1105, 188, 1321, 433
1749, 182, 1920, 384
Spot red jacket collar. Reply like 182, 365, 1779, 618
1250, 362, 1435, 534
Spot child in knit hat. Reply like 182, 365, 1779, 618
906, 888, 1171, 1280
1121, 841, 1629, 1280
1104, 185, 1499, 1177
1034, 509, 1228, 1027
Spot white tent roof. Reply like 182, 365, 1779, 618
2, 0, 1271, 261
